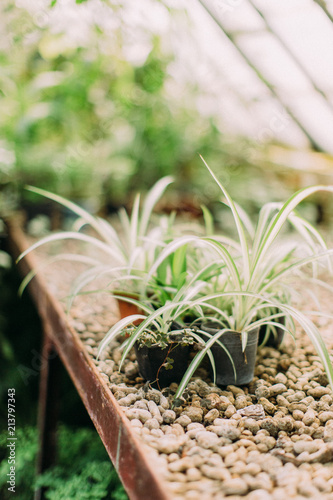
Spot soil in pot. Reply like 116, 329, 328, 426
134, 341, 190, 389
201, 324, 259, 386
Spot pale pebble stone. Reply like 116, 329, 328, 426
163, 410, 176, 424
321, 394, 333, 405
204, 408, 219, 423
244, 472, 273, 493
312, 476, 333, 493
269, 384, 287, 397
200, 464, 231, 481
224, 451, 241, 467
124, 408, 152, 423
258, 398, 275, 415
155, 435, 188, 454
275, 373, 288, 385
167, 453, 180, 463
218, 396, 232, 411
224, 404, 237, 418
275, 395, 289, 407
302, 408, 316, 426
110, 384, 137, 395
221, 478, 248, 495
186, 467, 202, 482
229, 460, 248, 476
227, 385, 245, 396
130, 418, 143, 428
293, 439, 321, 455
134, 400, 148, 410
298, 482, 320, 497
244, 462, 262, 475
171, 423, 185, 436
237, 404, 265, 420
324, 420, 333, 442
144, 418, 160, 430
150, 428, 164, 438
117, 393, 139, 406
272, 488, 290, 500
182, 406, 204, 423
187, 422, 205, 431
196, 431, 220, 449
286, 392, 303, 403
166, 473, 188, 484
218, 444, 235, 458
209, 421, 241, 441
124, 361, 138, 378
99, 373, 109, 383
308, 386, 331, 398
277, 416, 294, 432
255, 385, 271, 400
243, 418, 260, 435
288, 402, 308, 413
247, 489, 273, 500
319, 411, 333, 423
292, 410, 304, 421
147, 400, 163, 423
234, 395, 249, 410
175, 415, 192, 428
159, 394, 170, 409
103, 362, 115, 376
260, 418, 279, 437
168, 457, 194, 472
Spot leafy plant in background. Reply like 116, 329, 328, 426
17, 176, 174, 306
0, 2, 231, 213
0, 0, 296, 224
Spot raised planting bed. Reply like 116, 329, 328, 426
7, 218, 333, 500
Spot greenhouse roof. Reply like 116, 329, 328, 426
13, 0, 333, 159
186, 0, 333, 155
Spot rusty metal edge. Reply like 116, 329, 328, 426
5, 218, 172, 500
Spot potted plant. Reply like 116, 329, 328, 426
99, 159, 333, 399
17, 161, 333, 401
171, 159, 333, 398
17, 176, 175, 317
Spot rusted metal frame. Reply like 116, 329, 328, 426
6, 219, 172, 500
197, 0, 326, 153
35, 332, 61, 500
248, 0, 333, 114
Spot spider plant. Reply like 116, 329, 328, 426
98, 160, 333, 396
181, 158, 333, 391
16, 176, 174, 299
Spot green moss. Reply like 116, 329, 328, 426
0, 426, 128, 500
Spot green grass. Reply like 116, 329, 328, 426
0, 425, 128, 500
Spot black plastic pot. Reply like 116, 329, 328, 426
201, 324, 259, 386
258, 318, 285, 348
134, 341, 190, 388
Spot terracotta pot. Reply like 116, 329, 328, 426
115, 293, 143, 326
117, 297, 141, 319
200, 324, 259, 386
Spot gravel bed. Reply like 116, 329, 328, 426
34, 253, 333, 500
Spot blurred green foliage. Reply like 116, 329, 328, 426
0, 425, 128, 500
0, 0, 290, 221
0, 1, 227, 213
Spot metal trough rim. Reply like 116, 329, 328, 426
6, 217, 172, 500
